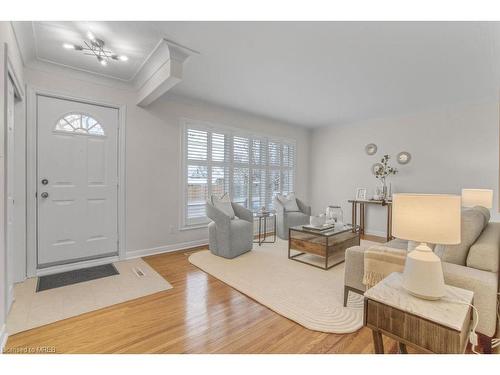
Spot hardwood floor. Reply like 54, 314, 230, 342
5, 235, 409, 354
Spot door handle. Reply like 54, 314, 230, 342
40, 192, 49, 199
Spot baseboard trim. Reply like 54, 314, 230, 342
363, 229, 387, 238
36, 255, 120, 277
0, 324, 7, 354
126, 239, 209, 259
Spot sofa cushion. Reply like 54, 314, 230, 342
277, 192, 300, 212
466, 222, 500, 273
472, 205, 490, 225
438, 208, 485, 266
211, 193, 235, 219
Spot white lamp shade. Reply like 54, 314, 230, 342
461, 189, 493, 209
392, 194, 461, 245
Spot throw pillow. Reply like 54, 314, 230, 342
472, 205, 490, 226
211, 193, 235, 219
439, 208, 485, 265
277, 192, 300, 212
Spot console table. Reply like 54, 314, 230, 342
348, 199, 393, 242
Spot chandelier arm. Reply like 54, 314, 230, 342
66, 34, 127, 65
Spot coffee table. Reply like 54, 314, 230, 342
288, 224, 360, 270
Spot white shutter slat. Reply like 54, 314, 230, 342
267, 169, 281, 210
186, 164, 209, 223
233, 136, 249, 164
268, 141, 281, 166
211, 165, 229, 197
251, 168, 266, 211
187, 129, 208, 161
184, 124, 295, 226
212, 132, 226, 162
233, 167, 249, 207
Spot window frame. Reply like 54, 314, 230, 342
53, 112, 106, 137
180, 118, 297, 230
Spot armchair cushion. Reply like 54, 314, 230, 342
277, 192, 300, 212
211, 193, 235, 219
231, 202, 253, 223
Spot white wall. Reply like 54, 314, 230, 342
23, 64, 311, 258
0, 21, 25, 350
310, 99, 499, 237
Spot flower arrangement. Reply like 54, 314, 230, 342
374, 154, 398, 199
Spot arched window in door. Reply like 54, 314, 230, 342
54, 113, 105, 136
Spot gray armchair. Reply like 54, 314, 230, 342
206, 201, 254, 258
273, 197, 311, 240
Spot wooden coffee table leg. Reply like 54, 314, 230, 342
372, 330, 384, 354
398, 342, 408, 354
325, 241, 328, 270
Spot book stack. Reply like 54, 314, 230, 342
302, 224, 335, 232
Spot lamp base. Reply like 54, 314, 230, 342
402, 242, 445, 300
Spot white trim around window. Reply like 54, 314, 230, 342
179, 118, 296, 230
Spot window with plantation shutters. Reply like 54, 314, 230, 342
182, 121, 296, 227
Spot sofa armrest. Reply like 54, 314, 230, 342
206, 202, 231, 226
232, 203, 253, 223
296, 199, 311, 216
443, 262, 499, 337
344, 245, 368, 292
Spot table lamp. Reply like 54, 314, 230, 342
461, 188, 493, 209
392, 194, 461, 300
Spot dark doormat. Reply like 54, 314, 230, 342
36, 263, 119, 292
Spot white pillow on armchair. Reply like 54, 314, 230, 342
277, 192, 300, 212
211, 193, 235, 219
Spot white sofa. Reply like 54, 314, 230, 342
344, 206, 499, 353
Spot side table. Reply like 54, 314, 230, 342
364, 272, 474, 354
253, 212, 276, 246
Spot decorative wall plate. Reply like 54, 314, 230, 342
365, 143, 377, 155
372, 162, 383, 175
397, 151, 411, 165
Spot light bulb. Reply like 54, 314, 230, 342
118, 55, 128, 61
100, 59, 108, 66
63, 43, 75, 49
87, 31, 96, 41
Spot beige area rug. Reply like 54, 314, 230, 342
188, 239, 374, 334
7, 258, 172, 335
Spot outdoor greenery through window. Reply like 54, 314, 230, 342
183, 122, 296, 227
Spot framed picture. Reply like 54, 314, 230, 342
356, 188, 367, 201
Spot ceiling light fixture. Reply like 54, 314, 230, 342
62, 31, 128, 67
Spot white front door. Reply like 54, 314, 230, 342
37, 95, 119, 267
